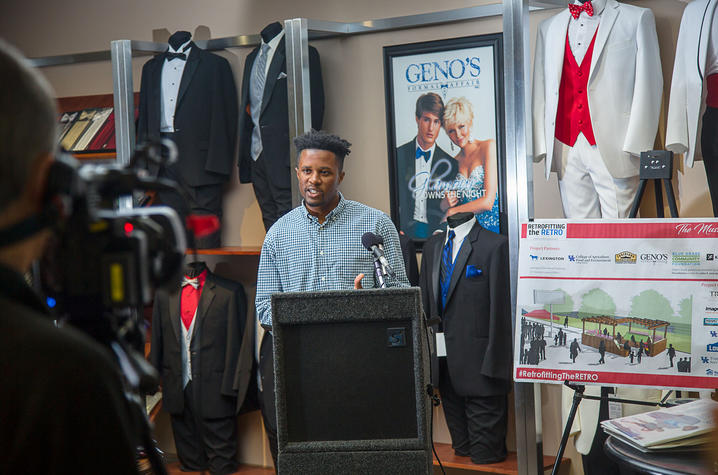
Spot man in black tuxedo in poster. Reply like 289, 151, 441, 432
396, 92, 456, 239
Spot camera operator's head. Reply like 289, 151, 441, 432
0, 40, 58, 273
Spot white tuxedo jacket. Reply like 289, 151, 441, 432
532, 0, 663, 179
666, 0, 717, 168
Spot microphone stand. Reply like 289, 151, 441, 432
373, 258, 387, 288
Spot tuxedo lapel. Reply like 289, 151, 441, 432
242, 48, 259, 105
176, 43, 201, 111
192, 275, 216, 343
589, 0, 619, 80
403, 137, 417, 185
168, 289, 181, 344
445, 222, 480, 308
547, 11, 571, 93
148, 58, 162, 135
261, 37, 285, 117
430, 234, 443, 312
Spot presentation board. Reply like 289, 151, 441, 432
514, 219, 718, 389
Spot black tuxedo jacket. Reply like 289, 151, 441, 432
137, 43, 239, 187
150, 272, 252, 418
395, 139, 456, 236
238, 37, 324, 183
419, 222, 512, 397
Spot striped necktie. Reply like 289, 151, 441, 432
439, 230, 456, 312
250, 42, 270, 160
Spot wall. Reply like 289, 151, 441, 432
0, 0, 704, 473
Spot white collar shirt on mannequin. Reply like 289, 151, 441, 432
568, 0, 606, 65
413, 138, 437, 223
260, 30, 285, 77
160, 39, 192, 132
444, 217, 475, 262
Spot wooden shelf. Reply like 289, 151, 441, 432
432, 443, 568, 474
71, 151, 117, 161
187, 246, 261, 256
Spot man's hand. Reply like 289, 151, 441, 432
354, 273, 364, 289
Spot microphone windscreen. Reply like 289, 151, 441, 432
361, 232, 383, 250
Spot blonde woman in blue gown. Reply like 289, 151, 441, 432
441, 96, 499, 232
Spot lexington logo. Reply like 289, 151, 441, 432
615, 251, 637, 264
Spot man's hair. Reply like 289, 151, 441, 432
414, 92, 444, 119
294, 129, 352, 170
443, 96, 474, 128
0, 40, 57, 212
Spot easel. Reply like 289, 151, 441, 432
551, 381, 675, 475
628, 150, 678, 218
553, 150, 679, 475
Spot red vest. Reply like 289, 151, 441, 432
555, 30, 598, 146
707, 74, 718, 109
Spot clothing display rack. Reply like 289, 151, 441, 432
27, 2, 569, 473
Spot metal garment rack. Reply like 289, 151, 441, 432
29, 2, 566, 473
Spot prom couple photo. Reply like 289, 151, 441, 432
396, 92, 499, 239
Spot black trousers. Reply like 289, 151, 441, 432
259, 334, 278, 469
438, 359, 508, 464
170, 382, 238, 475
155, 166, 223, 249
251, 154, 292, 232
701, 106, 718, 217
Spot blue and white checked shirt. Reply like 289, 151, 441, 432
256, 194, 410, 326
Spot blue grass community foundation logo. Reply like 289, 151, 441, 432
672, 252, 700, 265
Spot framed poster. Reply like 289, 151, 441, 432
383, 34, 506, 247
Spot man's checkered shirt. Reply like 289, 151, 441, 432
256, 194, 410, 326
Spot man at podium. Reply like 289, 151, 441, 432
255, 129, 410, 464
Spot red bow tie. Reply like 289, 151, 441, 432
568, 1, 594, 19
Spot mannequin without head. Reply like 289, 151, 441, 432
168, 31, 191, 50
261, 22, 283, 43
447, 212, 474, 228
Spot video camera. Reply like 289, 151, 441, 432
36, 140, 189, 475
40, 140, 185, 326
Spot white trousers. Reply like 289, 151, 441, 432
555, 135, 639, 218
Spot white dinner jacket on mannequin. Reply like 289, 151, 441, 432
532, 0, 663, 179
666, 0, 718, 167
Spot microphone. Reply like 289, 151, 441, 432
361, 232, 396, 278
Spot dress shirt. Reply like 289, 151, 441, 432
413, 140, 436, 224
707, 11, 718, 77
256, 193, 410, 326
568, 0, 605, 65
161, 39, 191, 132
444, 218, 475, 262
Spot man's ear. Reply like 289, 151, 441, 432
24, 152, 54, 206
338, 170, 345, 185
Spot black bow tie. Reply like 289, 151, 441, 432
166, 51, 187, 61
